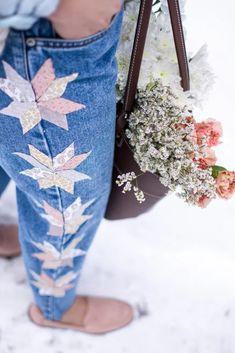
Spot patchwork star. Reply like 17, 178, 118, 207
30, 270, 77, 297
31, 234, 86, 269
0, 59, 85, 134
14, 142, 91, 193
41, 196, 95, 236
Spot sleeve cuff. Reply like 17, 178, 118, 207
0, 0, 60, 30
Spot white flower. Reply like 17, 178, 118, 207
116, 0, 215, 109
188, 44, 216, 107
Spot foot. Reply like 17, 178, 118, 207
0, 224, 21, 258
28, 295, 134, 334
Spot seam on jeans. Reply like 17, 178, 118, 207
33, 32, 105, 48
20, 31, 56, 319
21, 31, 50, 320
34, 134, 66, 322
22, 32, 66, 321
21, 32, 50, 320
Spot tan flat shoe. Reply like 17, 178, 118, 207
0, 224, 21, 258
28, 295, 134, 334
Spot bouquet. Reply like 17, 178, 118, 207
115, 0, 235, 207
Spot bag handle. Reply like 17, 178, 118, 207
117, 0, 190, 133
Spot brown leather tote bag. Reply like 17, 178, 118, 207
105, 0, 190, 220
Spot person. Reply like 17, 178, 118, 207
0, 0, 134, 334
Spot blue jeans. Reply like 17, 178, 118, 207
0, 6, 124, 320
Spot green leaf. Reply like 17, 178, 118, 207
212, 165, 227, 178
146, 82, 157, 91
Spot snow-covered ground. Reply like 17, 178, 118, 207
0, 0, 235, 352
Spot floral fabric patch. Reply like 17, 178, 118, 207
30, 270, 77, 297
0, 59, 85, 134
14, 142, 92, 193
41, 197, 95, 237
31, 234, 86, 269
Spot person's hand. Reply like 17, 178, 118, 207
48, 0, 122, 40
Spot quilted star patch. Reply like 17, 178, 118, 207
0, 59, 85, 134
31, 234, 86, 269
14, 142, 92, 193
41, 196, 95, 237
30, 270, 77, 297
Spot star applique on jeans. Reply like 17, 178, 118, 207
30, 270, 77, 297
41, 197, 95, 236
31, 234, 86, 269
0, 59, 85, 134
14, 143, 92, 193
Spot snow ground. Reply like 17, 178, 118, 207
0, 0, 235, 352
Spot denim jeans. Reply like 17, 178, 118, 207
0, 5, 124, 320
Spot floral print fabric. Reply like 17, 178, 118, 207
30, 270, 77, 298
31, 234, 87, 269
41, 197, 95, 237
14, 143, 92, 193
0, 59, 85, 134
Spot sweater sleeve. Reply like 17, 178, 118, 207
0, 0, 60, 29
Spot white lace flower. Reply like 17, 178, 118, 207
116, 79, 217, 205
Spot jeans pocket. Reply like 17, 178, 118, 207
33, 6, 124, 49
53, 13, 117, 40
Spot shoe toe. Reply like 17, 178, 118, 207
84, 297, 134, 334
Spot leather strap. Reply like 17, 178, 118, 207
167, 0, 190, 91
117, 0, 190, 133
